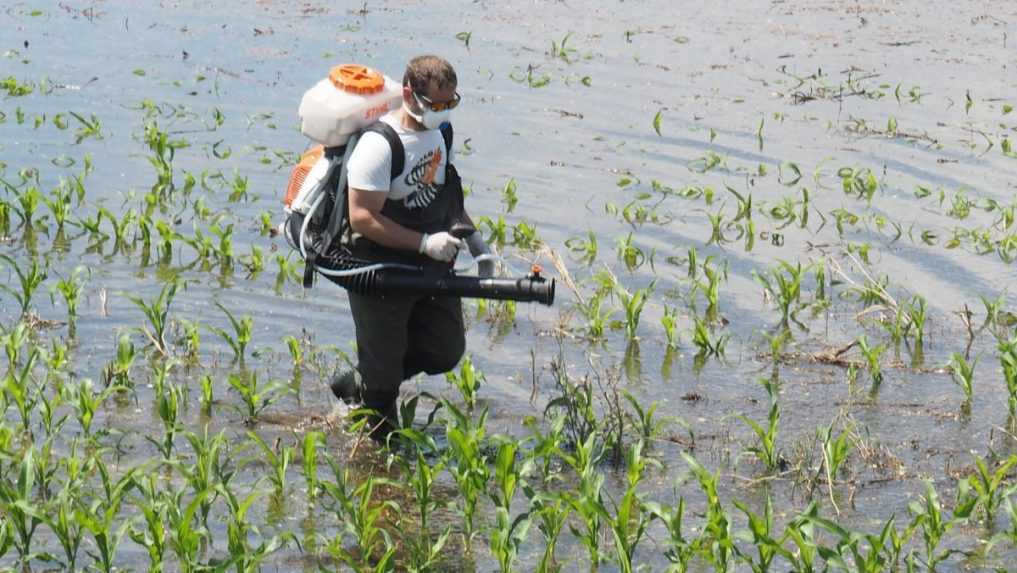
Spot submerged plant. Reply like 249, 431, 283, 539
739, 379, 782, 473
128, 280, 179, 355
209, 301, 253, 361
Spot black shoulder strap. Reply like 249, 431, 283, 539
440, 122, 453, 156
364, 122, 404, 182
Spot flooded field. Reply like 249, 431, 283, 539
3, 0, 1017, 570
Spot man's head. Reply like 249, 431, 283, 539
401, 55, 459, 129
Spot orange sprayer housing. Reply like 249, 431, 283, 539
284, 145, 324, 208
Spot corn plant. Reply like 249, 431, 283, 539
616, 232, 646, 271
248, 431, 294, 497
179, 425, 230, 529
50, 266, 87, 332
0, 253, 47, 317
128, 474, 169, 572
164, 487, 211, 573
782, 503, 826, 573
67, 378, 109, 438
683, 453, 739, 570
565, 231, 598, 265
446, 354, 484, 411
101, 333, 136, 391
819, 422, 855, 513
218, 481, 293, 573
47, 479, 85, 571
694, 258, 723, 322
78, 463, 138, 573
905, 295, 928, 358
753, 259, 809, 327
303, 430, 323, 501
908, 480, 975, 570
0, 447, 47, 564
999, 335, 1017, 416
857, 335, 885, 389
199, 374, 214, 413
524, 487, 570, 573
733, 496, 790, 573
616, 281, 654, 342
602, 441, 657, 573
645, 495, 695, 572
128, 280, 178, 355
963, 453, 1017, 524
209, 301, 253, 362
577, 290, 613, 340
661, 304, 680, 350
5, 344, 41, 434
443, 399, 490, 545
691, 316, 729, 359
147, 379, 183, 460
488, 440, 531, 573
228, 371, 290, 423
564, 433, 606, 568
739, 379, 782, 473
322, 459, 397, 571
397, 449, 451, 571
947, 352, 975, 407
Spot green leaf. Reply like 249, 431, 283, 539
652, 109, 663, 136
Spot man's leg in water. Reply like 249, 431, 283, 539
347, 291, 416, 429
403, 295, 465, 379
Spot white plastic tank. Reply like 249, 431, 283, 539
298, 64, 403, 147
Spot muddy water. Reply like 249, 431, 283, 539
4, 0, 1017, 570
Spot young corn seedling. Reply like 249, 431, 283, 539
739, 379, 782, 473
446, 354, 484, 411
322, 459, 398, 571
0, 254, 47, 317
180, 425, 229, 528
857, 335, 886, 391
577, 290, 613, 340
782, 503, 825, 573
443, 398, 490, 546
661, 304, 680, 350
694, 258, 724, 322
199, 374, 214, 414
284, 335, 303, 366
488, 440, 531, 573
0, 447, 46, 564
303, 430, 322, 501
733, 496, 790, 573
753, 259, 809, 328
78, 463, 138, 573
5, 345, 41, 434
999, 335, 1017, 416
683, 453, 739, 570
128, 474, 169, 572
819, 422, 855, 514
615, 232, 646, 271
964, 453, 1017, 525
565, 230, 598, 265
50, 266, 87, 333
524, 487, 571, 573
164, 487, 212, 573
603, 441, 657, 573
249, 431, 294, 498
147, 379, 183, 461
396, 449, 451, 571
128, 280, 178, 355
905, 295, 928, 365
645, 495, 695, 572
47, 479, 86, 571
908, 479, 975, 570
947, 352, 975, 409
68, 378, 109, 438
101, 333, 136, 391
218, 480, 293, 573
564, 433, 607, 569
228, 371, 290, 423
209, 301, 253, 362
691, 316, 729, 359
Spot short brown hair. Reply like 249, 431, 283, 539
403, 55, 457, 92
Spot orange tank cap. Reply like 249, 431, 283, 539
329, 64, 385, 94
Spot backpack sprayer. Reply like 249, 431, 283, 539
282, 64, 555, 306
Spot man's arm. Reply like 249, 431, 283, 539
348, 187, 423, 251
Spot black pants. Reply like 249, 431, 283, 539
348, 291, 465, 414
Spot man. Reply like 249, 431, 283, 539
329, 55, 491, 436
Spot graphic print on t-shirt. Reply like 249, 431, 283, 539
401, 146, 443, 209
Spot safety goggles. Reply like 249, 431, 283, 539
413, 90, 461, 112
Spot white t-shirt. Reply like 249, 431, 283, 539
346, 112, 451, 210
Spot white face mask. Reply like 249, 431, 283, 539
404, 98, 452, 130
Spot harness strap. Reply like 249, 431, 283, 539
364, 123, 405, 182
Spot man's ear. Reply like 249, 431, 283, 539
402, 83, 413, 103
